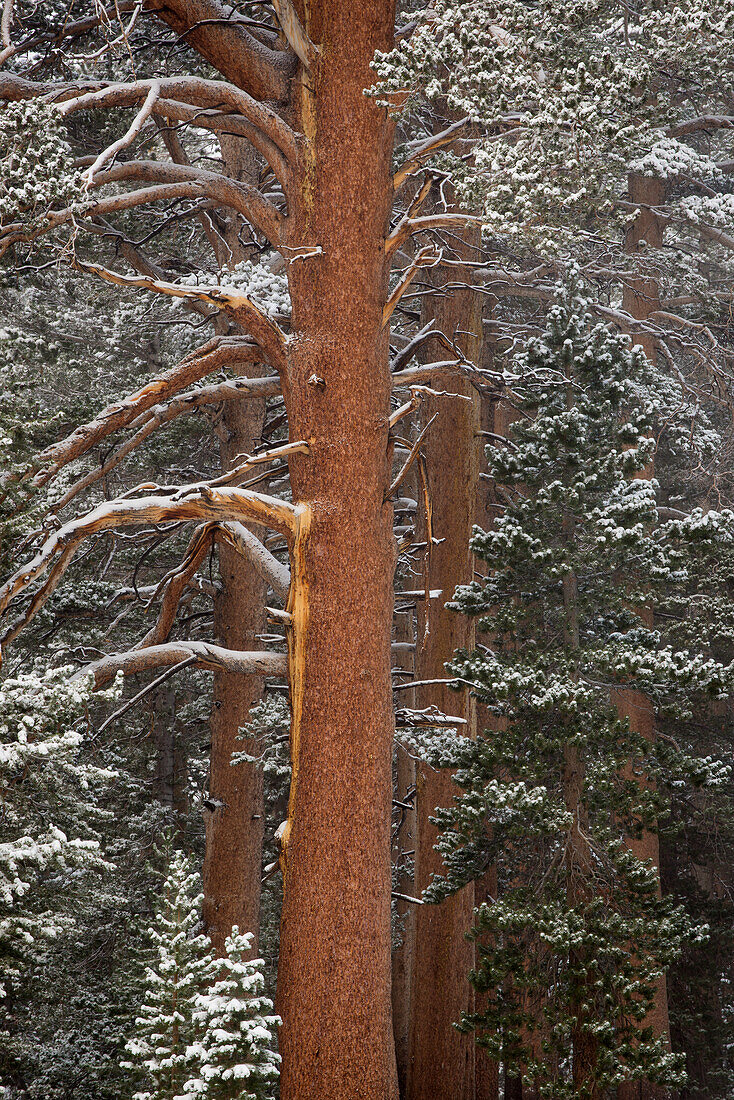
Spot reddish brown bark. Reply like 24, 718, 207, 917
202, 389, 268, 957
201, 139, 269, 959
616, 172, 671, 1100
274, 4, 399, 1098
406, 231, 483, 1100
392, 608, 417, 1095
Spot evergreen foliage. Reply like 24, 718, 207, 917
423, 279, 732, 1095
182, 928, 280, 1100
121, 850, 217, 1100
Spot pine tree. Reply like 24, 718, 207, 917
182, 927, 279, 1100
422, 278, 731, 1096
122, 851, 217, 1100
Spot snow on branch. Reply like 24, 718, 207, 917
216, 521, 291, 600
79, 641, 288, 688
81, 80, 160, 186
0, 485, 302, 652
0, 336, 265, 504
56, 74, 299, 166
74, 260, 289, 370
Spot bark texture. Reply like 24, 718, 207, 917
616, 172, 671, 1100
275, 4, 398, 1098
406, 229, 482, 1100
202, 139, 269, 959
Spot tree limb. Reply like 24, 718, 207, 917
81, 640, 288, 687
0, 336, 264, 501
0, 484, 301, 641
90, 159, 285, 246
143, 0, 296, 102
73, 260, 289, 370
216, 521, 291, 599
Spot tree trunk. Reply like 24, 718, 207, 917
202, 388, 268, 956
201, 139, 269, 959
406, 228, 482, 1100
616, 172, 671, 1100
275, 4, 399, 1097
392, 607, 417, 1095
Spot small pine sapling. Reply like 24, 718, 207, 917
122, 850, 216, 1100
182, 927, 280, 1100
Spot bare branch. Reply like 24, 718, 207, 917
388, 415, 438, 498
393, 118, 470, 189
383, 245, 441, 328
82, 81, 161, 185
216, 521, 291, 599
49, 376, 284, 513
386, 213, 483, 257
0, 485, 302, 644
82, 641, 287, 688
1, 336, 265, 501
90, 159, 284, 245
57, 74, 299, 165
137, 523, 216, 647
73, 260, 288, 370
272, 0, 318, 71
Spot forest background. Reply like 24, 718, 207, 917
1, 1, 734, 1098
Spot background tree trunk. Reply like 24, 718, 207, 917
407, 227, 482, 1100
201, 140, 269, 958
617, 172, 671, 1100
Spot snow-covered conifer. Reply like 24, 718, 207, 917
122, 851, 216, 1100
422, 276, 732, 1095
182, 927, 279, 1100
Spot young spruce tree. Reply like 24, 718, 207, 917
425, 279, 730, 1097
122, 850, 217, 1100
182, 927, 279, 1100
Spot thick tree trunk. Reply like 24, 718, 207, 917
617, 172, 671, 1100
392, 608, 417, 1095
406, 230, 482, 1100
275, 4, 399, 1097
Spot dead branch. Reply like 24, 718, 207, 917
137, 523, 216, 647
82, 81, 161, 185
80, 641, 288, 688
73, 260, 288, 370
0, 336, 264, 502
216, 520, 291, 599
383, 246, 441, 328
272, 0, 319, 71
393, 118, 470, 189
57, 74, 299, 166
388, 415, 438, 498
90, 159, 284, 246
50, 392, 293, 514
0, 485, 301, 647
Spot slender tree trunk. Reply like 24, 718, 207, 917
617, 172, 671, 1100
392, 606, 417, 1095
202, 140, 268, 958
275, 4, 399, 1096
202, 388, 268, 956
153, 684, 188, 817
406, 228, 482, 1100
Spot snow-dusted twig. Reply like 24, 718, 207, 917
82, 78, 159, 186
